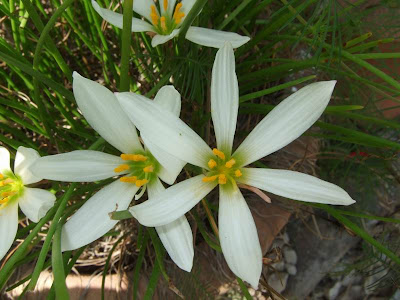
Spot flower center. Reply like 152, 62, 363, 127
202, 148, 242, 185
0, 172, 23, 210
149, 0, 185, 35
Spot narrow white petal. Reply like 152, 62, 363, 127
148, 179, 194, 271
130, 175, 216, 226
19, 188, 56, 223
239, 168, 355, 206
185, 27, 250, 49
30, 150, 124, 182
160, 0, 176, 18
0, 201, 18, 261
219, 185, 262, 288
14, 146, 41, 184
117, 92, 213, 169
151, 29, 180, 47
234, 81, 336, 166
92, 1, 155, 32
180, 0, 196, 17
0, 147, 11, 174
143, 137, 185, 185
132, 0, 156, 22
73, 72, 142, 154
61, 180, 138, 251
153, 85, 181, 117
211, 42, 238, 154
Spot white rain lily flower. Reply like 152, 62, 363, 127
29, 72, 194, 272
92, 0, 250, 48
116, 42, 355, 287
0, 146, 56, 261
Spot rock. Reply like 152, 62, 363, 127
328, 282, 343, 300
283, 248, 297, 265
391, 289, 400, 300
282, 232, 290, 244
286, 264, 297, 276
271, 261, 285, 272
267, 273, 289, 294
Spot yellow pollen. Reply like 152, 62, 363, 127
235, 169, 242, 177
225, 159, 236, 168
218, 174, 227, 185
212, 148, 225, 160
202, 175, 218, 182
120, 176, 137, 183
0, 197, 9, 204
135, 179, 149, 187
208, 159, 217, 169
173, 3, 184, 24
163, 0, 168, 11
160, 16, 167, 31
150, 5, 159, 26
114, 164, 130, 173
121, 154, 147, 161
2, 191, 15, 197
143, 165, 154, 173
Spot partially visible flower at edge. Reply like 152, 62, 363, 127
0, 146, 56, 261
92, 0, 250, 48
29, 72, 194, 272
116, 42, 356, 288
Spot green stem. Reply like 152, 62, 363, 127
177, 0, 208, 45
119, 0, 134, 91
52, 224, 69, 300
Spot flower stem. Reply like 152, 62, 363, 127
201, 198, 219, 238
119, 0, 134, 91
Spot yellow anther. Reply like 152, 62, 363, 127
225, 159, 236, 168
163, 0, 168, 11
1, 191, 15, 197
160, 16, 167, 31
212, 148, 225, 160
121, 154, 147, 161
135, 179, 149, 187
0, 197, 9, 204
235, 169, 242, 177
208, 159, 217, 169
0, 173, 3, 179
173, 2, 184, 24
202, 175, 218, 182
120, 176, 137, 183
114, 164, 130, 173
150, 5, 159, 26
218, 174, 227, 185
143, 165, 154, 173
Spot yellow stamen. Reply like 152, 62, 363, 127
121, 154, 147, 161
135, 179, 149, 187
218, 174, 227, 185
160, 16, 167, 31
202, 175, 218, 182
163, 0, 168, 11
235, 169, 242, 177
0, 197, 9, 204
173, 2, 184, 24
225, 159, 236, 168
0, 174, 3, 179
150, 5, 159, 26
114, 164, 130, 173
120, 176, 137, 183
208, 159, 217, 169
143, 165, 154, 173
1, 191, 15, 197
212, 148, 225, 160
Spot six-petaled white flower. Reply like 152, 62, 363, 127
0, 146, 56, 261
92, 0, 250, 48
30, 72, 194, 272
116, 42, 356, 287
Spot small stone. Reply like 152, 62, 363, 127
248, 288, 256, 296
282, 232, 290, 244
286, 264, 297, 275
328, 282, 342, 300
283, 248, 297, 265
267, 272, 289, 293
271, 261, 285, 271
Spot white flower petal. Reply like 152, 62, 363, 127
92, 1, 155, 32
30, 150, 124, 182
234, 81, 337, 166
0, 201, 18, 261
143, 137, 185, 185
160, 0, 176, 18
130, 175, 216, 226
0, 147, 11, 174
14, 146, 41, 185
151, 29, 180, 47
239, 168, 355, 206
61, 180, 138, 251
19, 188, 56, 223
153, 85, 181, 117
132, 0, 156, 22
211, 42, 238, 154
148, 178, 194, 271
117, 92, 213, 169
185, 27, 250, 49
73, 72, 142, 154
180, 0, 196, 17
219, 185, 262, 288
